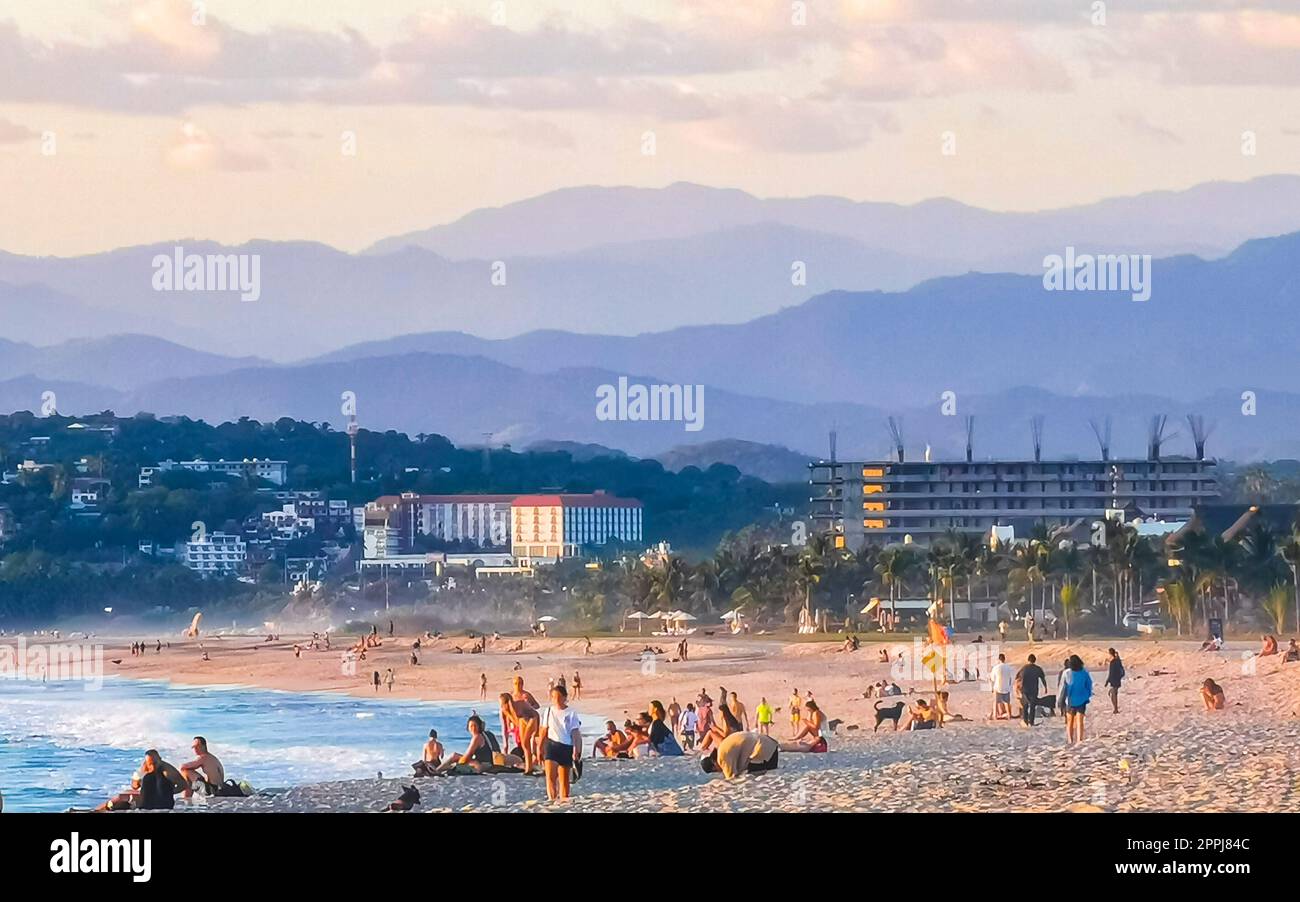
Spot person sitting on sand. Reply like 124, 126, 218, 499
899, 698, 938, 731
1201, 678, 1226, 711
1283, 639, 1300, 663
433, 715, 521, 775
647, 701, 683, 756
1200, 635, 1223, 652
99, 750, 186, 811
702, 731, 779, 779
498, 692, 540, 774
781, 700, 829, 752
593, 720, 626, 758
699, 689, 745, 754
412, 730, 445, 777
1258, 635, 1279, 657
179, 736, 224, 799
877, 648, 890, 663
935, 691, 965, 723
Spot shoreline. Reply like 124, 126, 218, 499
6, 632, 1300, 812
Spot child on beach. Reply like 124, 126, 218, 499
1201, 679, 1226, 711
680, 703, 698, 749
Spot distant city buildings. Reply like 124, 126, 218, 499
358, 490, 644, 566
139, 458, 288, 487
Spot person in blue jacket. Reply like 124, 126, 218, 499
1058, 654, 1094, 745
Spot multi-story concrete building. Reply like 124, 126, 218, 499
140, 458, 288, 487
511, 492, 643, 561
364, 493, 518, 550
184, 532, 247, 576
810, 456, 1218, 549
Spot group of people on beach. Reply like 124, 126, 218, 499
413, 674, 583, 801
99, 736, 233, 811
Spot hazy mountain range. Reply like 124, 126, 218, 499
4, 177, 1300, 466
4, 176, 1300, 359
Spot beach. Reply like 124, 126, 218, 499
13, 629, 1300, 812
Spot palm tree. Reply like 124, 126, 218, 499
873, 547, 913, 628
1260, 584, 1291, 634
1278, 530, 1300, 633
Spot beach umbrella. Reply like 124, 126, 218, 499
626, 611, 647, 634
536, 615, 558, 622
675, 612, 698, 621
860, 598, 881, 615
720, 609, 739, 620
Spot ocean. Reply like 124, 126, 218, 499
0, 676, 527, 812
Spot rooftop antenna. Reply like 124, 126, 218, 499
347, 414, 359, 484
482, 432, 493, 475
828, 427, 838, 464
1030, 415, 1044, 463
1148, 415, 1178, 461
1186, 414, 1214, 461
964, 415, 975, 463
886, 417, 905, 463
1088, 416, 1112, 461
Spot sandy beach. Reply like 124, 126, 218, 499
34, 629, 1300, 812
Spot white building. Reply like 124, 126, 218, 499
185, 532, 247, 576
141, 458, 289, 487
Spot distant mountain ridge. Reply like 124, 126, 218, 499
4, 176, 1300, 358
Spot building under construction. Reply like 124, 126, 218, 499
809, 415, 1219, 548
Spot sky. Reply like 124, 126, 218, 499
1, 0, 1299, 256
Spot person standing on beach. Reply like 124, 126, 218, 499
667, 697, 681, 735
998, 620, 1008, 643
373, 671, 381, 692
788, 688, 802, 735
538, 684, 582, 801
1024, 612, 1036, 644
1104, 648, 1125, 714
1058, 654, 1093, 744
1015, 654, 1047, 727
755, 697, 774, 735
572, 671, 582, 700
990, 653, 1016, 720
680, 703, 698, 749
728, 691, 750, 731
480, 673, 488, 700
384, 668, 395, 692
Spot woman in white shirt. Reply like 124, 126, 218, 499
538, 684, 583, 801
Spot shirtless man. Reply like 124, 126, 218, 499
728, 691, 750, 731
179, 736, 224, 799
704, 731, 780, 780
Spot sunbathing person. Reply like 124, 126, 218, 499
702, 731, 780, 779
648, 701, 684, 756
593, 720, 627, 758
1284, 639, 1300, 663
780, 700, 829, 752
899, 698, 938, 731
1258, 635, 1279, 657
698, 692, 744, 753
1201, 678, 1226, 711
621, 721, 652, 758
98, 750, 186, 811
412, 729, 445, 776
498, 692, 540, 774
433, 715, 522, 774
934, 691, 965, 723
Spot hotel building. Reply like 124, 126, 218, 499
510, 492, 643, 561
810, 457, 1218, 549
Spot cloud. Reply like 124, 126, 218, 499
1115, 111, 1184, 145
163, 122, 270, 172
695, 98, 898, 153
